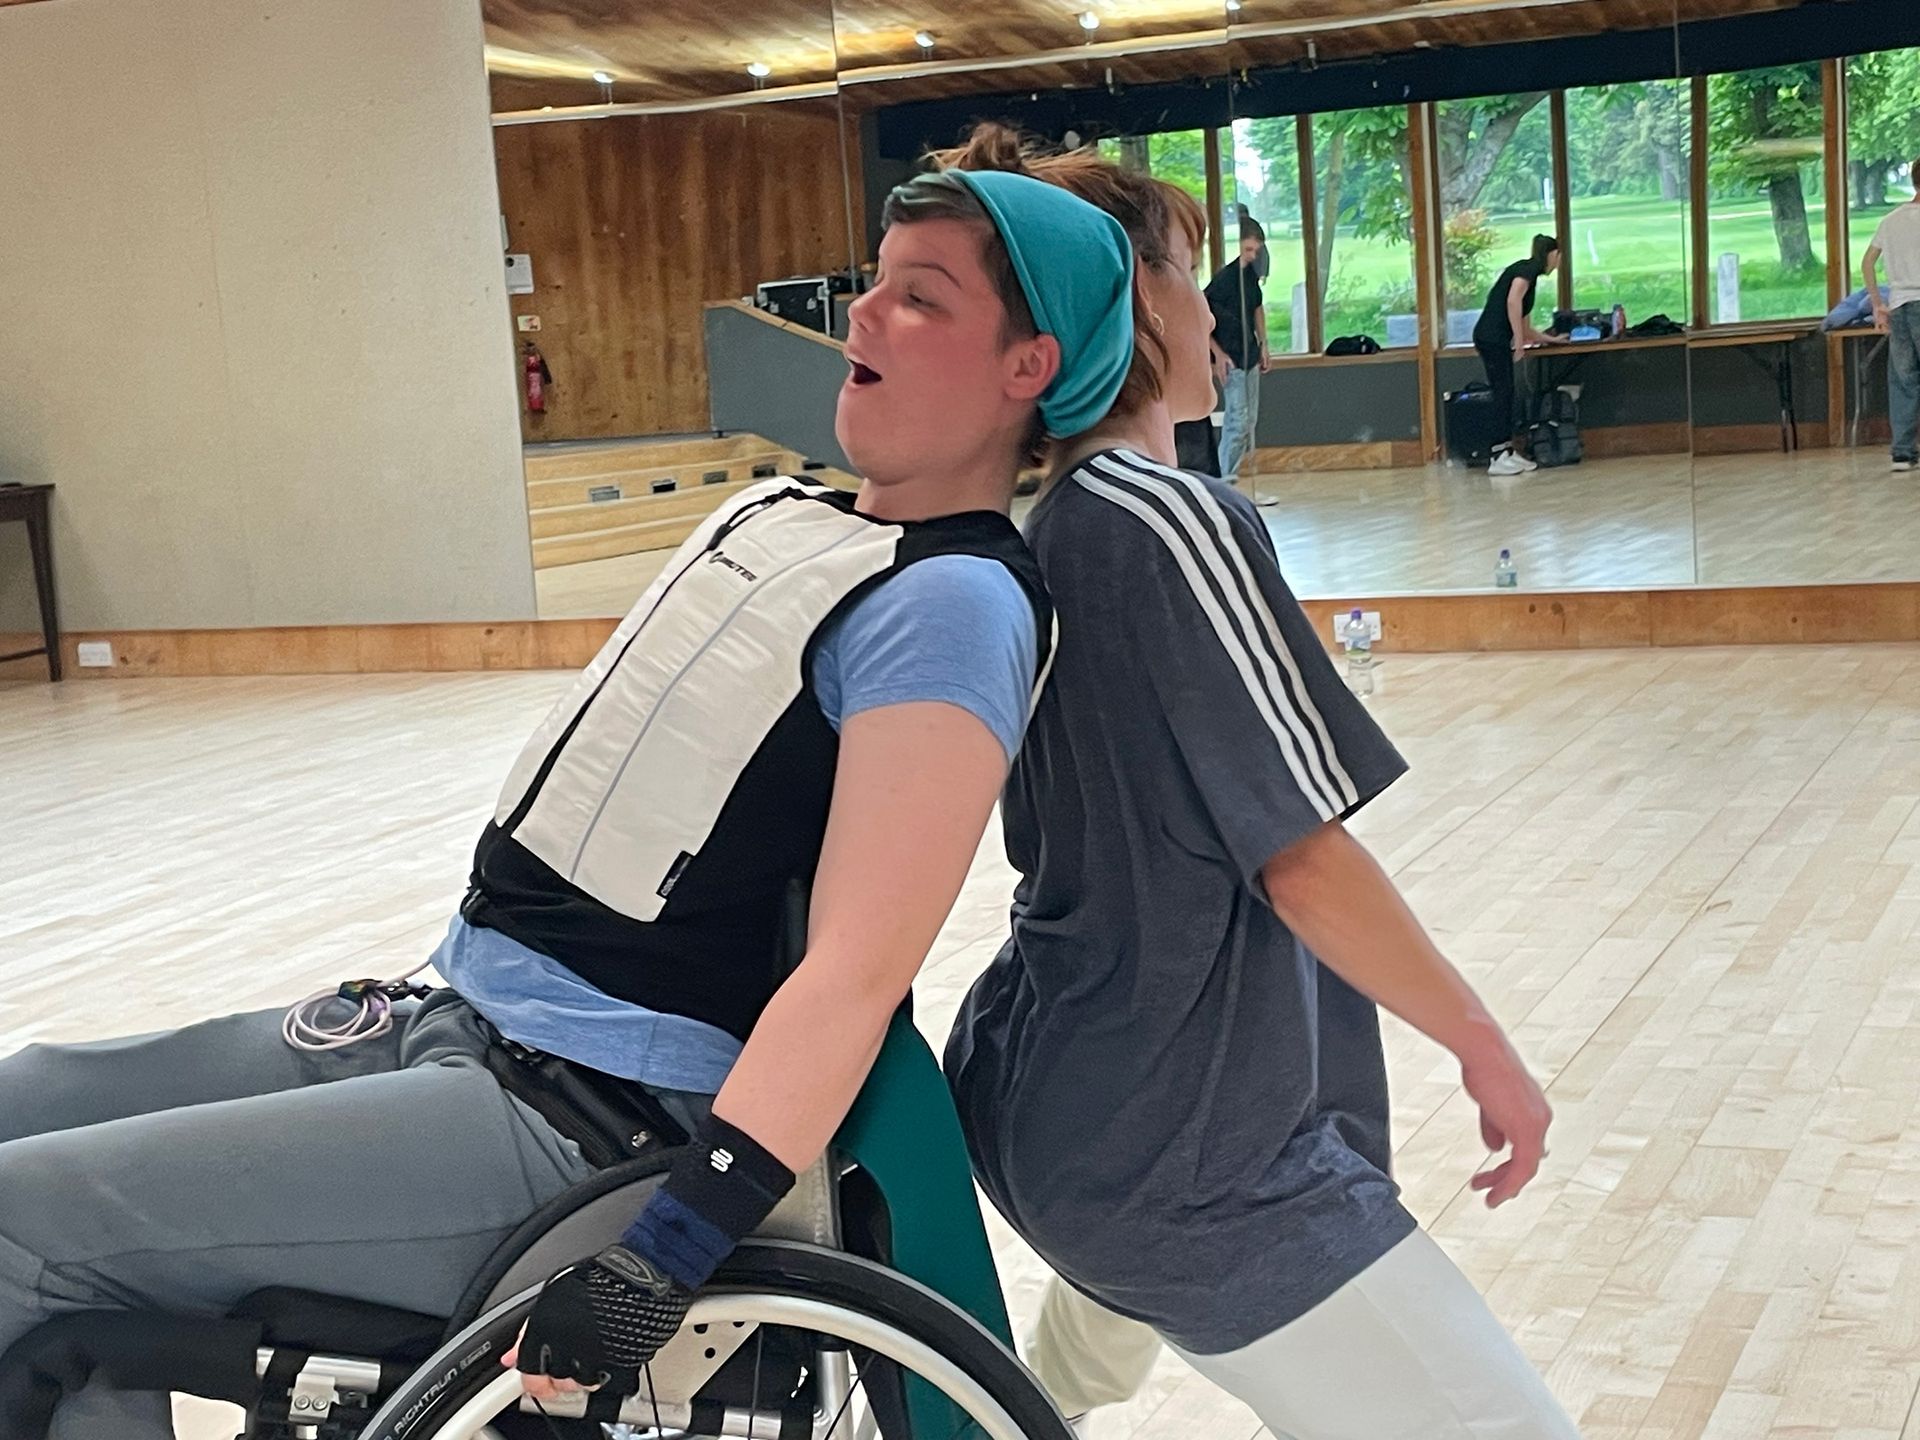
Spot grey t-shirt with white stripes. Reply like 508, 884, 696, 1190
945, 448, 1418, 1355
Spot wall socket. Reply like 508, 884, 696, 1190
1329, 611, 1383, 643
76, 641, 115, 668
516, 314, 541, 332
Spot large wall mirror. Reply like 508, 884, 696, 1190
1213, 0, 1698, 593
480, 1, 858, 620
1684, 29, 1920, 586
475, 0, 1920, 622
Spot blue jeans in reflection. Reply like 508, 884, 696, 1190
1891, 303, 1919, 463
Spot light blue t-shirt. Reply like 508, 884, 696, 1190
441, 554, 1038, 1093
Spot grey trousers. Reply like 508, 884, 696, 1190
0, 991, 598, 1439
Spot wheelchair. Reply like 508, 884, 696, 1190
0, 1012, 1072, 1440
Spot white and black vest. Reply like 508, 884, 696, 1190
462, 479, 1053, 1041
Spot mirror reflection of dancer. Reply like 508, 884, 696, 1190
1205, 216, 1270, 480
936, 126, 1582, 1440
1474, 233, 1568, 477
1865, 161, 1920, 473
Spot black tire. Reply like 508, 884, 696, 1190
360, 1239, 1071, 1440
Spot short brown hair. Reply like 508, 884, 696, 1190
880, 172, 1037, 345
924, 122, 1208, 427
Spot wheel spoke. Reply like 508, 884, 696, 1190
643, 1359, 667, 1436
746, 1328, 765, 1439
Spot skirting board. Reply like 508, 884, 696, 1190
1298, 583, 1920, 652
7, 583, 1920, 682
1691, 422, 1833, 455
1249, 423, 1688, 472
1247, 441, 1426, 473
0, 621, 618, 682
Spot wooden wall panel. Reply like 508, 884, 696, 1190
494, 108, 858, 441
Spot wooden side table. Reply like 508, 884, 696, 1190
0, 484, 59, 681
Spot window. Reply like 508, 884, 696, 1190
1704, 63, 1827, 321
1225, 118, 1305, 354
1308, 106, 1416, 348
1096, 130, 1216, 272
1434, 95, 1555, 344
1846, 48, 1920, 290
1563, 81, 1692, 326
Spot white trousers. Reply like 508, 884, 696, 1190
1030, 1229, 1581, 1439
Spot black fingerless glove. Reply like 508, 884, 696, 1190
518, 1115, 795, 1394
517, 1244, 691, 1395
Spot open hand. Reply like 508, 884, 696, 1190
1461, 1039, 1552, 1208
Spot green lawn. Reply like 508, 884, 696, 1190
1253, 192, 1911, 353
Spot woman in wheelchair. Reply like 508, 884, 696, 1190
0, 172, 1135, 1440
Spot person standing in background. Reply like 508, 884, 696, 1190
1472, 234, 1566, 477
1205, 217, 1269, 479
1865, 162, 1920, 473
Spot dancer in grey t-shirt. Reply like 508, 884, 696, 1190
938, 129, 1578, 1439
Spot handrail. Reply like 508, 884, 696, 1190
705, 299, 846, 355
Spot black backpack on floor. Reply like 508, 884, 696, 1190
1528, 387, 1583, 467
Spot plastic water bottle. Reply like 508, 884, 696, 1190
1494, 549, 1519, 588
1340, 608, 1375, 697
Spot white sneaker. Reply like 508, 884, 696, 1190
1488, 452, 1528, 477
1515, 452, 1539, 472
1895, 458, 1916, 473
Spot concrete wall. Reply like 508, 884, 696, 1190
0, 0, 534, 632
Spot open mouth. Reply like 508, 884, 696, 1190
847, 360, 882, 386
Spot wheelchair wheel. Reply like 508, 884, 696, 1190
358, 1239, 1071, 1440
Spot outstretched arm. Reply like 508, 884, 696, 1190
1260, 820, 1551, 1208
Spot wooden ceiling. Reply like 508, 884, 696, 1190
0, 0, 1801, 113
0, 0, 1816, 113
485, 0, 1815, 113
485, 0, 839, 113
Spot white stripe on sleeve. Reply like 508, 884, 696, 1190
1073, 469, 1340, 822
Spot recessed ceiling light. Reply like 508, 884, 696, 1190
747, 61, 772, 77
591, 70, 613, 84
1078, 11, 1100, 30
1226, 0, 1242, 10
914, 29, 936, 48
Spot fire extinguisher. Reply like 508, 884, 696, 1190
523, 342, 551, 415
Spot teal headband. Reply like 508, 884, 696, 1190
945, 169, 1136, 438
